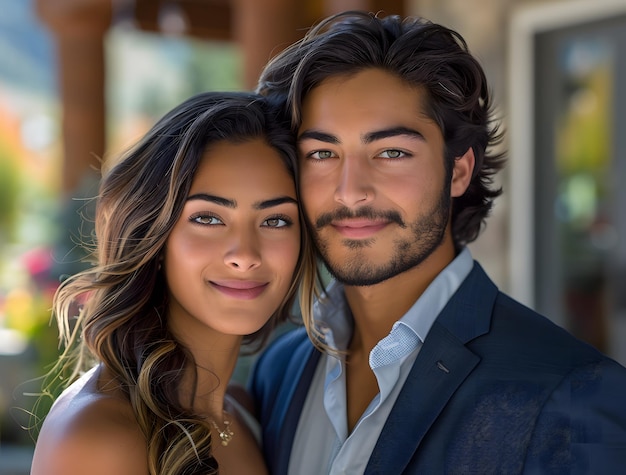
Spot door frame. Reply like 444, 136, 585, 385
507, 0, 626, 322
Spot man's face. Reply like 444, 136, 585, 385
297, 68, 456, 286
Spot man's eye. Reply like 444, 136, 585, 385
191, 215, 222, 225
308, 150, 334, 160
379, 149, 406, 159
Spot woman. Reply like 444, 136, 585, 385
30, 91, 317, 475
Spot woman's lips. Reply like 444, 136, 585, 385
209, 280, 268, 300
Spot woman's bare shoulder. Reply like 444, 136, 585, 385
31, 366, 148, 475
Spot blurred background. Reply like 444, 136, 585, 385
0, 0, 624, 472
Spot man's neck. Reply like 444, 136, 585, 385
344, 241, 456, 356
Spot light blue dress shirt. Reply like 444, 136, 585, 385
289, 248, 474, 475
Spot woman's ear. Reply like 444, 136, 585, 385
451, 147, 475, 197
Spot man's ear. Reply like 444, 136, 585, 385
451, 147, 475, 198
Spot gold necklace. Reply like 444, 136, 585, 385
209, 411, 234, 446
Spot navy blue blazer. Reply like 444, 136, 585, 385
249, 263, 626, 474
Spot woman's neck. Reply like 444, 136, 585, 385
179, 333, 243, 419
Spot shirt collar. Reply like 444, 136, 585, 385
313, 247, 474, 351
402, 246, 474, 342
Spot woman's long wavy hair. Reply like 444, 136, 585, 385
258, 11, 506, 344
39, 91, 318, 474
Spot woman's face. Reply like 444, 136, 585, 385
164, 138, 300, 342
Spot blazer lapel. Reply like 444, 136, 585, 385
366, 263, 498, 473
272, 340, 321, 474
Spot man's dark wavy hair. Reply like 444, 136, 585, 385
257, 10, 506, 247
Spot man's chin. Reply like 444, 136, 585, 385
323, 260, 397, 287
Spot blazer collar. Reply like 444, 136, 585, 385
366, 262, 498, 473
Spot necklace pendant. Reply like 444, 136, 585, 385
219, 430, 233, 446
216, 418, 234, 447
210, 411, 235, 447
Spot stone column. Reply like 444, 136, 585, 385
35, 0, 112, 279
36, 0, 112, 194
232, 0, 301, 90
324, 0, 405, 16
323, 0, 369, 15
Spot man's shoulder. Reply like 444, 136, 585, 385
248, 325, 318, 426
458, 262, 618, 368
484, 289, 623, 375
246, 327, 313, 383
254, 325, 313, 375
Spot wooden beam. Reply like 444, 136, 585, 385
134, 0, 232, 40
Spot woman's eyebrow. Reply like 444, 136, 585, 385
186, 193, 297, 210
186, 193, 235, 208
254, 196, 298, 210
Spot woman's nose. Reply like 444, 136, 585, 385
224, 232, 262, 271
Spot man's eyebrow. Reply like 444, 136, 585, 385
297, 130, 340, 144
297, 127, 425, 145
186, 193, 297, 210
254, 196, 298, 210
363, 126, 425, 143
186, 193, 235, 208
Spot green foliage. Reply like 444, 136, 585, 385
0, 144, 21, 241
185, 40, 242, 95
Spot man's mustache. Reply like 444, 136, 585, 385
314, 206, 406, 229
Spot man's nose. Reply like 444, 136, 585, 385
333, 156, 374, 207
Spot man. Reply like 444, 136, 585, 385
248, 11, 626, 474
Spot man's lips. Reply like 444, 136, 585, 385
209, 280, 268, 299
331, 219, 389, 239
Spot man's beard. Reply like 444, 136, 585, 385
309, 181, 451, 287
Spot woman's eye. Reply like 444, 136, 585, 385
191, 215, 223, 225
379, 149, 406, 159
263, 217, 291, 228
308, 150, 335, 160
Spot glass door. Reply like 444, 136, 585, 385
532, 13, 626, 361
